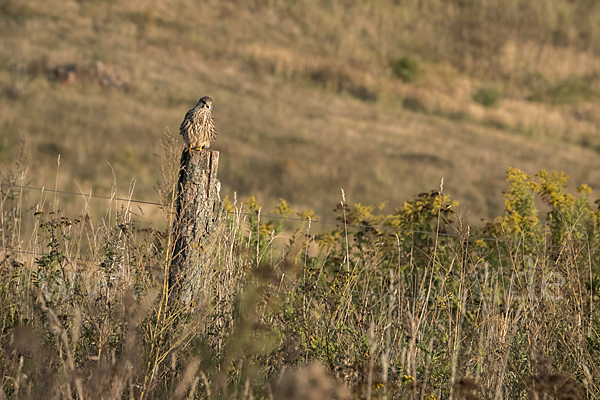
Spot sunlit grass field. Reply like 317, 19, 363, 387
2, 0, 600, 223
1, 155, 598, 398
2, 0, 600, 398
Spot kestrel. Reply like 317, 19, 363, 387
179, 96, 217, 151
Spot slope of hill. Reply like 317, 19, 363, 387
2, 0, 600, 222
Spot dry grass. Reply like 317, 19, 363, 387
1, 149, 598, 398
2, 0, 600, 225
1, 15, 600, 400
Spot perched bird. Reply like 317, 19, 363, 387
179, 96, 217, 151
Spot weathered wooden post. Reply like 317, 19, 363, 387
169, 149, 223, 308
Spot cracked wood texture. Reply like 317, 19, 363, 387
169, 149, 223, 308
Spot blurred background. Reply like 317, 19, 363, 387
2, 0, 600, 224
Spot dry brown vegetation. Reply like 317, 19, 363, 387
2, 0, 600, 223
1, 147, 598, 399
1, 1, 600, 398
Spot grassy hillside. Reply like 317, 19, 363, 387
2, 2, 600, 398
2, 0, 600, 222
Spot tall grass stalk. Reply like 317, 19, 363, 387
0, 155, 598, 399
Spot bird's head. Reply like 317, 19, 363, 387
198, 96, 214, 110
